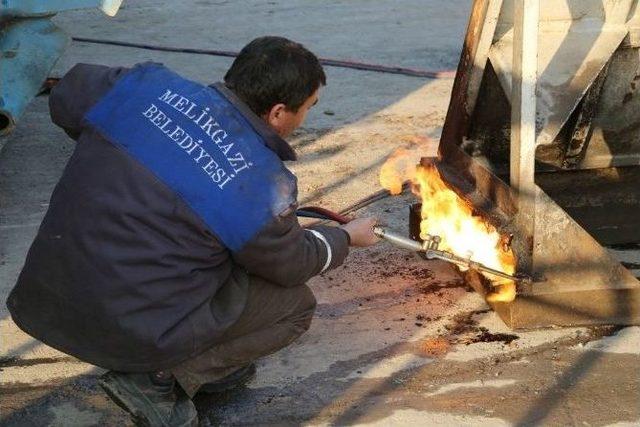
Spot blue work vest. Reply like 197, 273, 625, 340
85, 63, 296, 251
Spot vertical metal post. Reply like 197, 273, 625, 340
465, 0, 504, 117
510, 0, 539, 269
439, 0, 504, 159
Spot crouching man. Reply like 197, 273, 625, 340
7, 36, 379, 426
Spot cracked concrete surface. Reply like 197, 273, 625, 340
1, 1, 639, 426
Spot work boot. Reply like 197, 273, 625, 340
198, 363, 257, 394
99, 370, 198, 427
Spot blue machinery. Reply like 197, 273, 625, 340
0, 0, 122, 135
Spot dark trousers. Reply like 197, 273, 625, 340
172, 276, 317, 397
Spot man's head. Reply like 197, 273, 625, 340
224, 36, 325, 138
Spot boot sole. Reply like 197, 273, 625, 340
98, 375, 151, 427
98, 373, 197, 427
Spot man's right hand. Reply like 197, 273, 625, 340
340, 217, 380, 247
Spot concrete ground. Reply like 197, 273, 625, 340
1, 1, 639, 426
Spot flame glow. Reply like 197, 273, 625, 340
379, 147, 416, 195
379, 148, 517, 302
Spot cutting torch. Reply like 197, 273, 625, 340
372, 226, 529, 285
296, 207, 528, 285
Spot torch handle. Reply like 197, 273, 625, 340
373, 226, 423, 252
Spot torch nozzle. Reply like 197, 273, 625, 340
373, 226, 529, 285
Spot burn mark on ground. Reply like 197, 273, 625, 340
319, 250, 438, 285
417, 279, 471, 294
314, 285, 446, 319
315, 249, 466, 320
418, 309, 520, 351
444, 309, 489, 335
466, 328, 519, 345
416, 314, 442, 322
378, 265, 434, 279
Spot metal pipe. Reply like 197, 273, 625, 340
373, 226, 423, 252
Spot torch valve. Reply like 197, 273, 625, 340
422, 234, 441, 251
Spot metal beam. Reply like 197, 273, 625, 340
510, 0, 539, 269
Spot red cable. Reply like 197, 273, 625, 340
299, 206, 351, 224
70, 37, 455, 80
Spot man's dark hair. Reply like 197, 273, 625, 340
224, 36, 326, 116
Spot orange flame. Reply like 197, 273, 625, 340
379, 148, 517, 302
